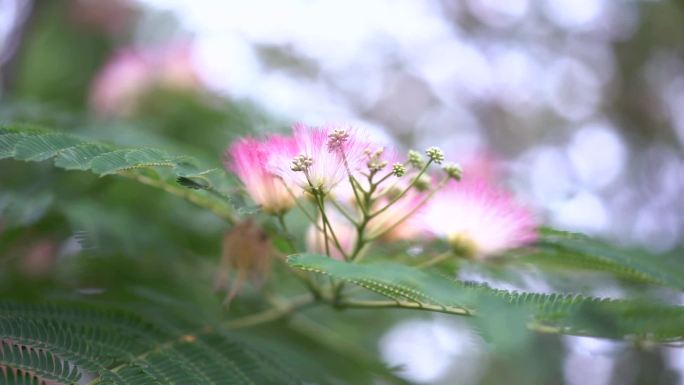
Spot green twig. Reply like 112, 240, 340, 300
338, 299, 472, 316
121, 172, 236, 224
368, 160, 432, 219
224, 294, 317, 329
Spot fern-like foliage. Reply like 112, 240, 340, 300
0, 341, 79, 384
0, 368, 48, 385
0, 302, 298, 385
525, 228, 684, 289
0, 124, 235, 222
288, 254, 684, 342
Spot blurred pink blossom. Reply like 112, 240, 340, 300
89, 42, 200, 116
422, 177, 537, 258
225, 135, 300, 214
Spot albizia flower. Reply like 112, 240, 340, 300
422, 178, 537, 258
225, 135, 299, 214
269, 123, 368, 194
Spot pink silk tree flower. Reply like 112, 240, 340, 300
422, 178, 538, 258
225, 135, 300, 215
269, 123, 368, 194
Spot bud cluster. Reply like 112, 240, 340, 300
443, 162, 463, 180
365, 147, 388, 172
425, 147, 445, 164
408, 150, 424, 169
392, 163, 406, 177
291, 154, 313, 172
327, 128, 350, 152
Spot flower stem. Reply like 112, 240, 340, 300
416, 251, 453, 268
312, 190, 350, 260
367, 176, 448, 241
329, 198, 359, 226
368, 160, 433, 219
276, 213, 297, 251
274, 214, 323, 298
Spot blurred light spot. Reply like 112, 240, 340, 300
552, 190, 608, 233
632, 205, 679, 253
524, 146, 575, 203
249, 73, 352, 122
412, 38, 493, 102
566, 121, 626, 189
565, 336, 624, 355
664, 346, 684, 385
662, 76, 684, 146
326, 54, 386, 108
600, 2, 640, 41
489, 45, 544, 114
467, 0, 530, 28
650, 147, 684, 202
192, 34, 261, 98
379, 319, 484, 384
563, 336, 622, 385
370, 72, 437, 134
544, 57, 601, 121
592, 282, 627, 299
0, 0, 31, 65
543, 0, 604, 31
566, 40, 616, 85
414, 105, 483, 151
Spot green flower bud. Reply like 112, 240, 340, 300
443, 162, 463, 180
425, 147, 445, 164
392, 163, 407, 177
408, 150, 424, 169
413, 175, 431, 192
291, 154, 313, 172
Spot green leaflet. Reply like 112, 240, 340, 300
0, 368, 46, 385
0, 340, 81, 384
13, 133, 84, 162
287, 254, 684, 342
54, 143, 115, 170
0, 302, 298, 385
0, 123, 236, 222
527, 228, 684, 290
0, 124, 208, 178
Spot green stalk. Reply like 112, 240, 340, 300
368, 160, 433, 219
123, 172, 236, 224
275, 213, 323, 298
367, 176, 448, 241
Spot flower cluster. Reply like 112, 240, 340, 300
224, 122, 538, 265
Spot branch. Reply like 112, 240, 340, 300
122, 172, 236, 224
223, 294, 317, 329
338, 299, 473, 316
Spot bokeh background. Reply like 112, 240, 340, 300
1, 0, 684, 384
